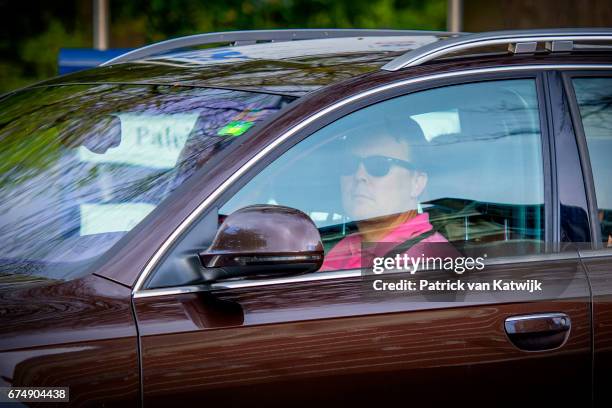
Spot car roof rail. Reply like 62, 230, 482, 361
102, 28, 461, 66
381, 28, 612, 71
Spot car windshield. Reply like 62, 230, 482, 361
0, 84, 294, 280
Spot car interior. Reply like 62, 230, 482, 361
221, 82, 547, 263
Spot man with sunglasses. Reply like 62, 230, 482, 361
320, 117, 455, 271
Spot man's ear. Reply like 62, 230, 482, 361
410, 171, 428, 198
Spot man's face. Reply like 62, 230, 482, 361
340, 134, 427, 221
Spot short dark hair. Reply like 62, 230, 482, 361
336, 115, 429, 170
385, 116, 428, 170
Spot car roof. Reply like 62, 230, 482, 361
40, 28, 612, 98
151, 35, 440, 65
42, 35, 443, 97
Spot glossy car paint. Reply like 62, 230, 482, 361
92, 54, 612, 288
562, 70, 612, 407
134, 259, 591, 406
0, 274, 139, 406
128, 56, 606, 405
40, 51, 411, 97
199, 205, 324, 279
1, 47, 612, 406
579, 252, 612, 407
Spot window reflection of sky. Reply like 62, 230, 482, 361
222, 79, 545, 256
0, 84, 293, 278
574, 78, 612, 210
224, 79, 544, 229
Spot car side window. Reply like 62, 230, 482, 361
221, 79, 546, 271
572, 77, 612, 247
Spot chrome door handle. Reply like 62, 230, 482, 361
504, 313, 571, 351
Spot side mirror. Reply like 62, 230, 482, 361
199, 205, 324, 282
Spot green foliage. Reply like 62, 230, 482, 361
21, 21, 89, 79
145, 0, 446, 35
1, 0, 447, 92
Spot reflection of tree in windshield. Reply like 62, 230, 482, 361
0, 84, 294, 278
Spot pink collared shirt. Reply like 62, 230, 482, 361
320, 212, 451, 271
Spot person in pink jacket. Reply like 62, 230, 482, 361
320, 117, 456, 271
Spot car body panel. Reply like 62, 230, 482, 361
93, 55, 612, 288
130, 59, 602, 405
561, 69, 612, 406
134, 258, 591, 406
2, 35, 612, 406
0, 274, 139, 406
580, 254, 612, 406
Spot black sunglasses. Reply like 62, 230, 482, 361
340, 155, 417, 177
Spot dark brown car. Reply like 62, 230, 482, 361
2, 28, 612, 407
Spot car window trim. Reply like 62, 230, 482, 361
133, 251, 580, 298
541, 72, 559, 249
579, 247, 612, 258
543, 70, 593, 248
562, 70, 612, 249
145, 71, 548, 290
133, 63, 612, 297
539, 72, 556, 252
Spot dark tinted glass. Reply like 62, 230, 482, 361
0, 84, 294, 279
221, 79, 545, 271
573, 77, 612, 247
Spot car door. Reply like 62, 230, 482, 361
563, 70, 612, 407
133, 70, 592, 406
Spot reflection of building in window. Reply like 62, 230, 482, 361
424, 197, 544, 254
411, 109, 461, 142
573, 77, 612, 245
78, 113, 197, 169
